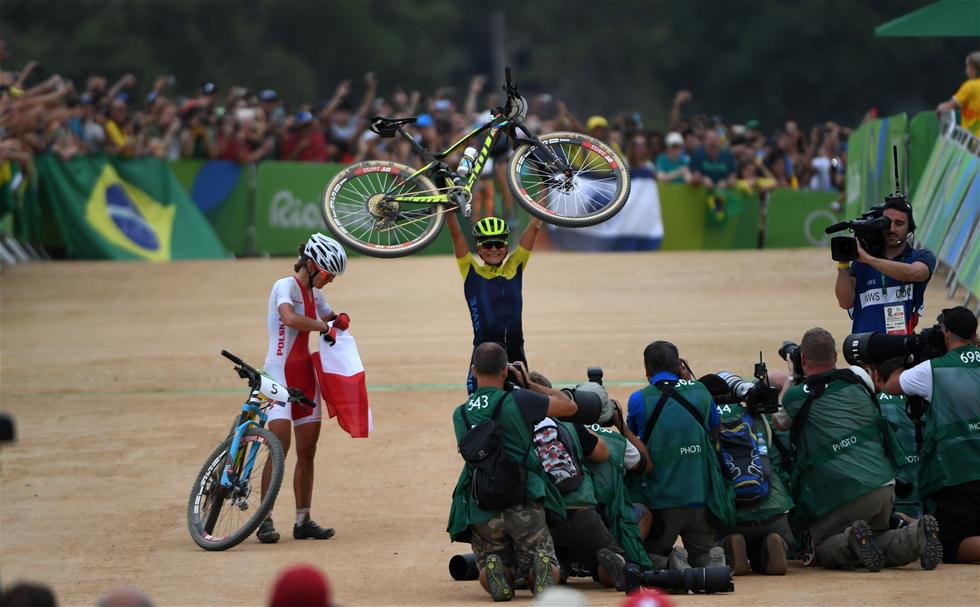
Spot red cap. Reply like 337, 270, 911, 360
620, 588, 676, 607
269, 564, 332, 607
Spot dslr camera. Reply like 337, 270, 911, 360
715, 353, 780, 415
779, 341, 804, 383
842, 323, 946, 367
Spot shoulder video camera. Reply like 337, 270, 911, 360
825, 146, 908, 261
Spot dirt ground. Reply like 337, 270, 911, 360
1, 248, 977, 607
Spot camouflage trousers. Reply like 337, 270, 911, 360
470, 502, 557, 575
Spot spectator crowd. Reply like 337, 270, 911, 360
2, 49, 851, 202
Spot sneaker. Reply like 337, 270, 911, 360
723, 534, 751, 575
848, 520, 884, 572
706, 545, 727, 568
919, 514, 943, 571
483, 554, 514, 602
763, 533, 788, 575
530, 551, 555, 595
668, 546, 691, 571
256, 516, 279, 544
293, 519, 335, 540
596, 548, 626, 590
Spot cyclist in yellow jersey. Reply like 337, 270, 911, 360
446, 212, 544, 393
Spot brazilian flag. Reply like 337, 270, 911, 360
35, 154, 228, 260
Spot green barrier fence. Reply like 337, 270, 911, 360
845, 112, 908, 218
764, 190, 841, 249
908, 111, 939, 194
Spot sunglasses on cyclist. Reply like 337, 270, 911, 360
478, 240, 507, 250
308, 261, 336, 282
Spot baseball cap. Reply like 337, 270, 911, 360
533, 586, 589, 607
587, 115, 609, 130
666, 131, 684, 146
258, 89, 278, 103
938, 306, 978, 339
573, 381, 615, 426
295, 110, 315, 124
269, 564, 332, 607
201, 81, 217, 95
415, 113, 434, 128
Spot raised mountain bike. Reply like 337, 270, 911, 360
186, 350, 313, 551
320, 67, 631, 257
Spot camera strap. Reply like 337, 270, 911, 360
642, 381, 706, 445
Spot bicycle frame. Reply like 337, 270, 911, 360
388, 113, 566, 210
218, 389, 272, 490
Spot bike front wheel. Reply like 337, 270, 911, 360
321, 161, 445, 258
508, 132, 630, 227
187, 426, 284, 551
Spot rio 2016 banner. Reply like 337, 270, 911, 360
254, 162, 345, 256
170, 160, 252, 256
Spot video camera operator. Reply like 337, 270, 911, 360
879, 306, 980, 564
834, 198, 936, 335
771, 328, 942, 572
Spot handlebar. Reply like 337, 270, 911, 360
223, 350, 315, 408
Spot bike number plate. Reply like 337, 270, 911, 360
259, 374, 288, 403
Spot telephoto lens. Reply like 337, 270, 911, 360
717, 371, 752, 400
623, 564, 734, 594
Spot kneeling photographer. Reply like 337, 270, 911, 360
832, 196, 936, 335
447, 343, 603, 601
875, 306, 980, 564
698, 361, 794, 577
772, 328, 942, 572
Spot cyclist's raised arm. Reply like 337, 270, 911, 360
445, 211, 470, 259
519, 217, 544, 251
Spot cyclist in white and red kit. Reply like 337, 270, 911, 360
257, 233, 350, 544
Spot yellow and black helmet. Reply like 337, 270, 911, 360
472, 216, 510, 242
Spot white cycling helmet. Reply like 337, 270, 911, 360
304, 233, 347, 276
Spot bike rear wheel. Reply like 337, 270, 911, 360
187, 426, 284, 551
508, 131, 630, 227
321, 161, 445, 258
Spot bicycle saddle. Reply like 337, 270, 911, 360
370, 116, 417, 137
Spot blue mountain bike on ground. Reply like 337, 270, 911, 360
186, 350, 313, 551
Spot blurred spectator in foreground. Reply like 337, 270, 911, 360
268, 564, 333, 607
96, 586, 153, 607
936, 50, 980, 137
1, 581, 57, 607
655, 131, 691, 184
533, 586, 589, 606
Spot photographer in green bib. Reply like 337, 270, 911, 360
626, 341, 734, 570
880, 306, 980, 564
447, 343, 603, 602
869, 357, 922, 521
772, 328, 942, 572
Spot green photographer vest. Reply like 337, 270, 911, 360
919, 345, 980, 498
877, 392, 921, 514
783, 372, 898, 525
555, 420, 598, 509
447, 387, 564, 542
715, 402, 793, 524
584, 424, 653, 568
633, 380, 736, 528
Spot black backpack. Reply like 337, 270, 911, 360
458, 395, 527, 512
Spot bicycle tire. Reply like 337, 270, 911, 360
508, 131, 631, 228
321, 160, 445, 258
187, 426, 284, 551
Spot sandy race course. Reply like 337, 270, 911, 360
1, 249, 977, 606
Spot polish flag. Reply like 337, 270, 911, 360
316, 329, 373, 438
